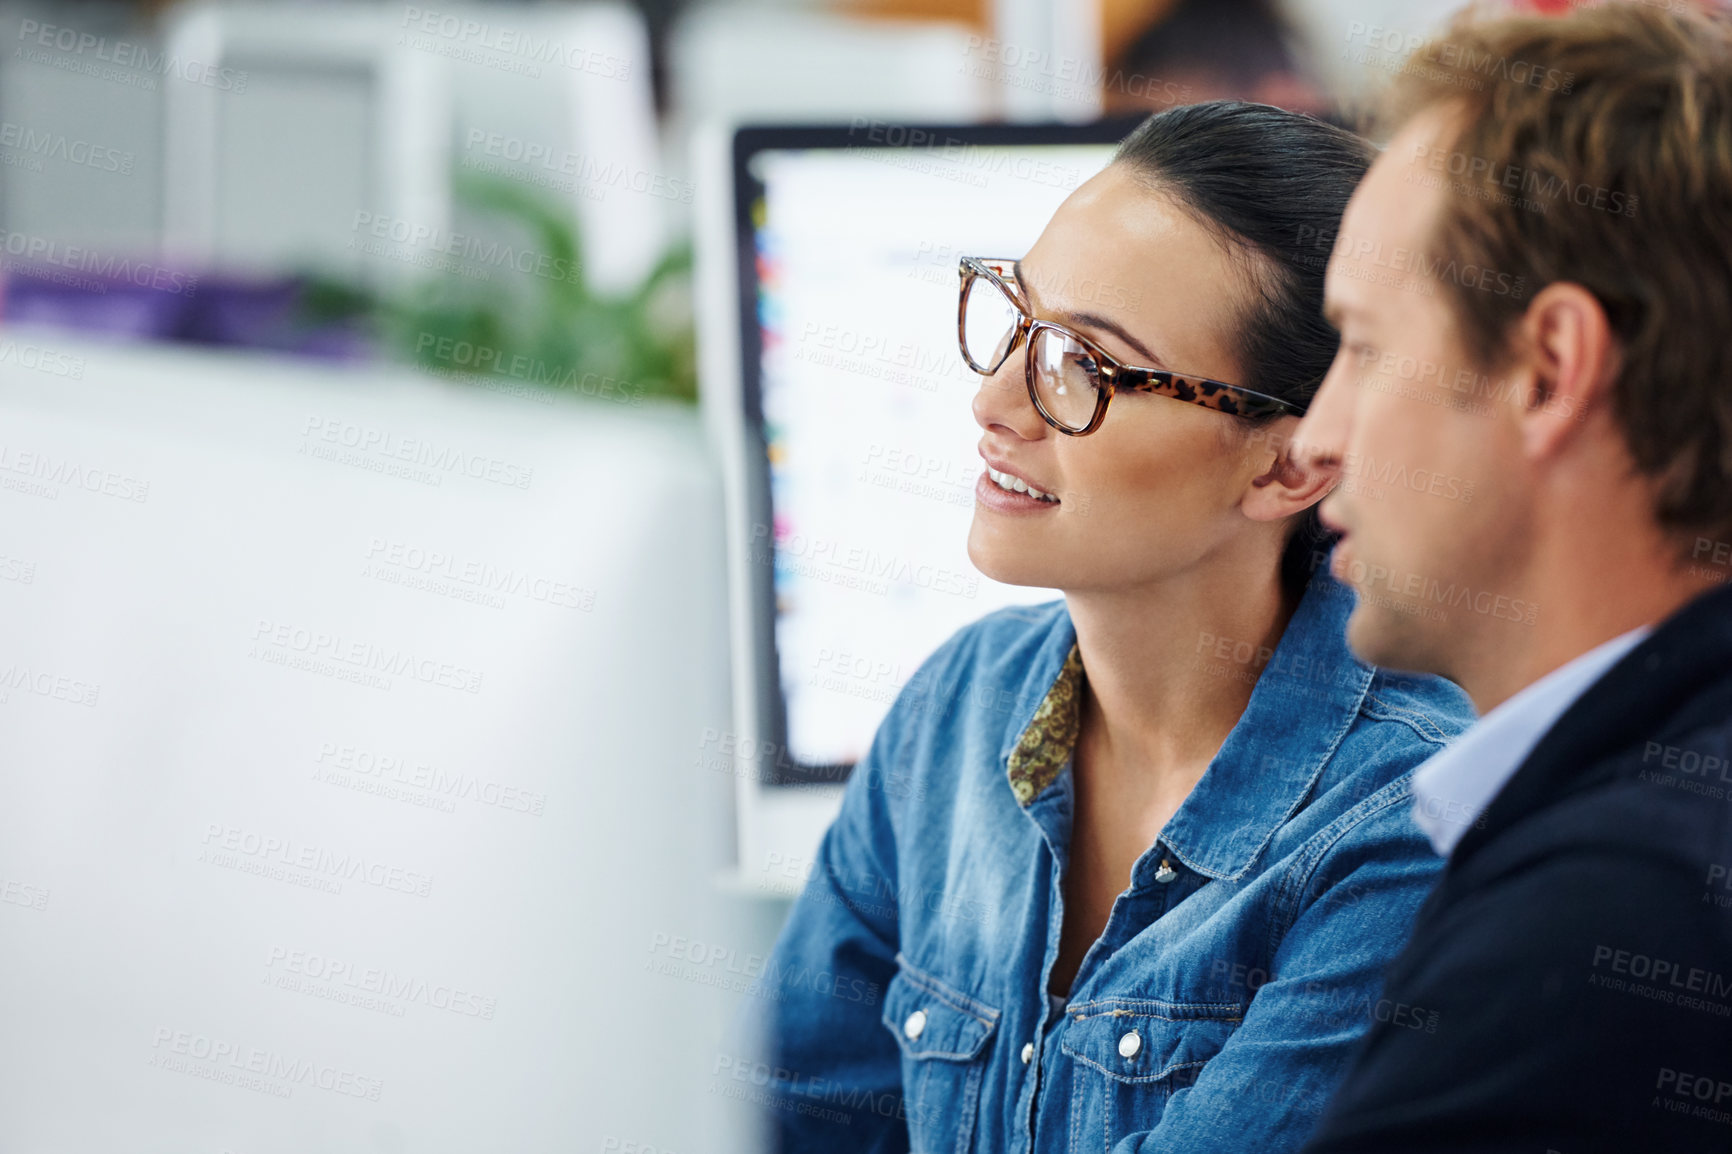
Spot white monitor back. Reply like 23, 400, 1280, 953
0, 331, 745, 1152
161, 2, 663, 293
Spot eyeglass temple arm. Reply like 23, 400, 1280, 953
1113, 367, 1305, 419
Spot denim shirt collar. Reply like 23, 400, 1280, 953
998, 568, 1374, 882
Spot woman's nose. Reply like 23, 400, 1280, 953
970, 354, 1046, 438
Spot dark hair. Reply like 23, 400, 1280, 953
1114, 100, 1374, 597
1117, 0, 1301, 96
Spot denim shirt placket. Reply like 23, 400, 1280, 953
1004, 647, 1210, 1152
1015, 758, 1069, 1151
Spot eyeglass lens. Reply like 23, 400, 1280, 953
961, 273, 1020, 373
962, 268, 1103, 432
1030, 326, 1100, 431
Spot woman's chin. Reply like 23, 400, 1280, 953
965, 534, 1054, 591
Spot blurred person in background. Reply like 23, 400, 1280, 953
1291, 4, 1732, 1151
749, 101, 1474, 1154
1106, 0, 1327, 114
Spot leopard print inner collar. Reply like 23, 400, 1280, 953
1006, 642, 1084, 806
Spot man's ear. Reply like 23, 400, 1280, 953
1242, 416, 1336, 524
1514, 281, 1620, 460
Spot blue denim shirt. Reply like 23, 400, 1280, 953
754, 568, 1474, 1154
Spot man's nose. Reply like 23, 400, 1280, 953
1290, 366, 1353, 477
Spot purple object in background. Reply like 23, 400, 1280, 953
0, 265, 375, 362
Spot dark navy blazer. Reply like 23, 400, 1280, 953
1304, 579, 1732, 1153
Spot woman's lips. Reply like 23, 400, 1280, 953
975, 470, 1062, 514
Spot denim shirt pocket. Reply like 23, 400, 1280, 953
1058, 999, 1241, 1154
880, 954, 1001, 1154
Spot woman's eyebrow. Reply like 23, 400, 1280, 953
1016, 262, 1167, 368
1066, 310, 1166, 368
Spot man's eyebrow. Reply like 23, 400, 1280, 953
1016, 260, 1166, 367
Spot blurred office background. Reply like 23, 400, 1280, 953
0, 0, 1547, 1150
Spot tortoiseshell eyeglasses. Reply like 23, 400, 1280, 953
957, 256, 1305, 436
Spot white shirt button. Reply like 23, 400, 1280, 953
1154, 859, 1177, 884
1118, 1030, 1142, 1058
1020, 1042, 1034, 1065
903, 1009, 927, 1040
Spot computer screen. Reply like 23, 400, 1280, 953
733, 121, 1137, 782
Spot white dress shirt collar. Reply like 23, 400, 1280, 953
1411, 626, 1652, 856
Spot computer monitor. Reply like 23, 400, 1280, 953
698, 118, 1141, 886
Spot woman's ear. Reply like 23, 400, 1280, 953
1241, 417, 1337, 524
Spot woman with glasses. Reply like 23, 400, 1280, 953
752, 102, 1473, 1154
